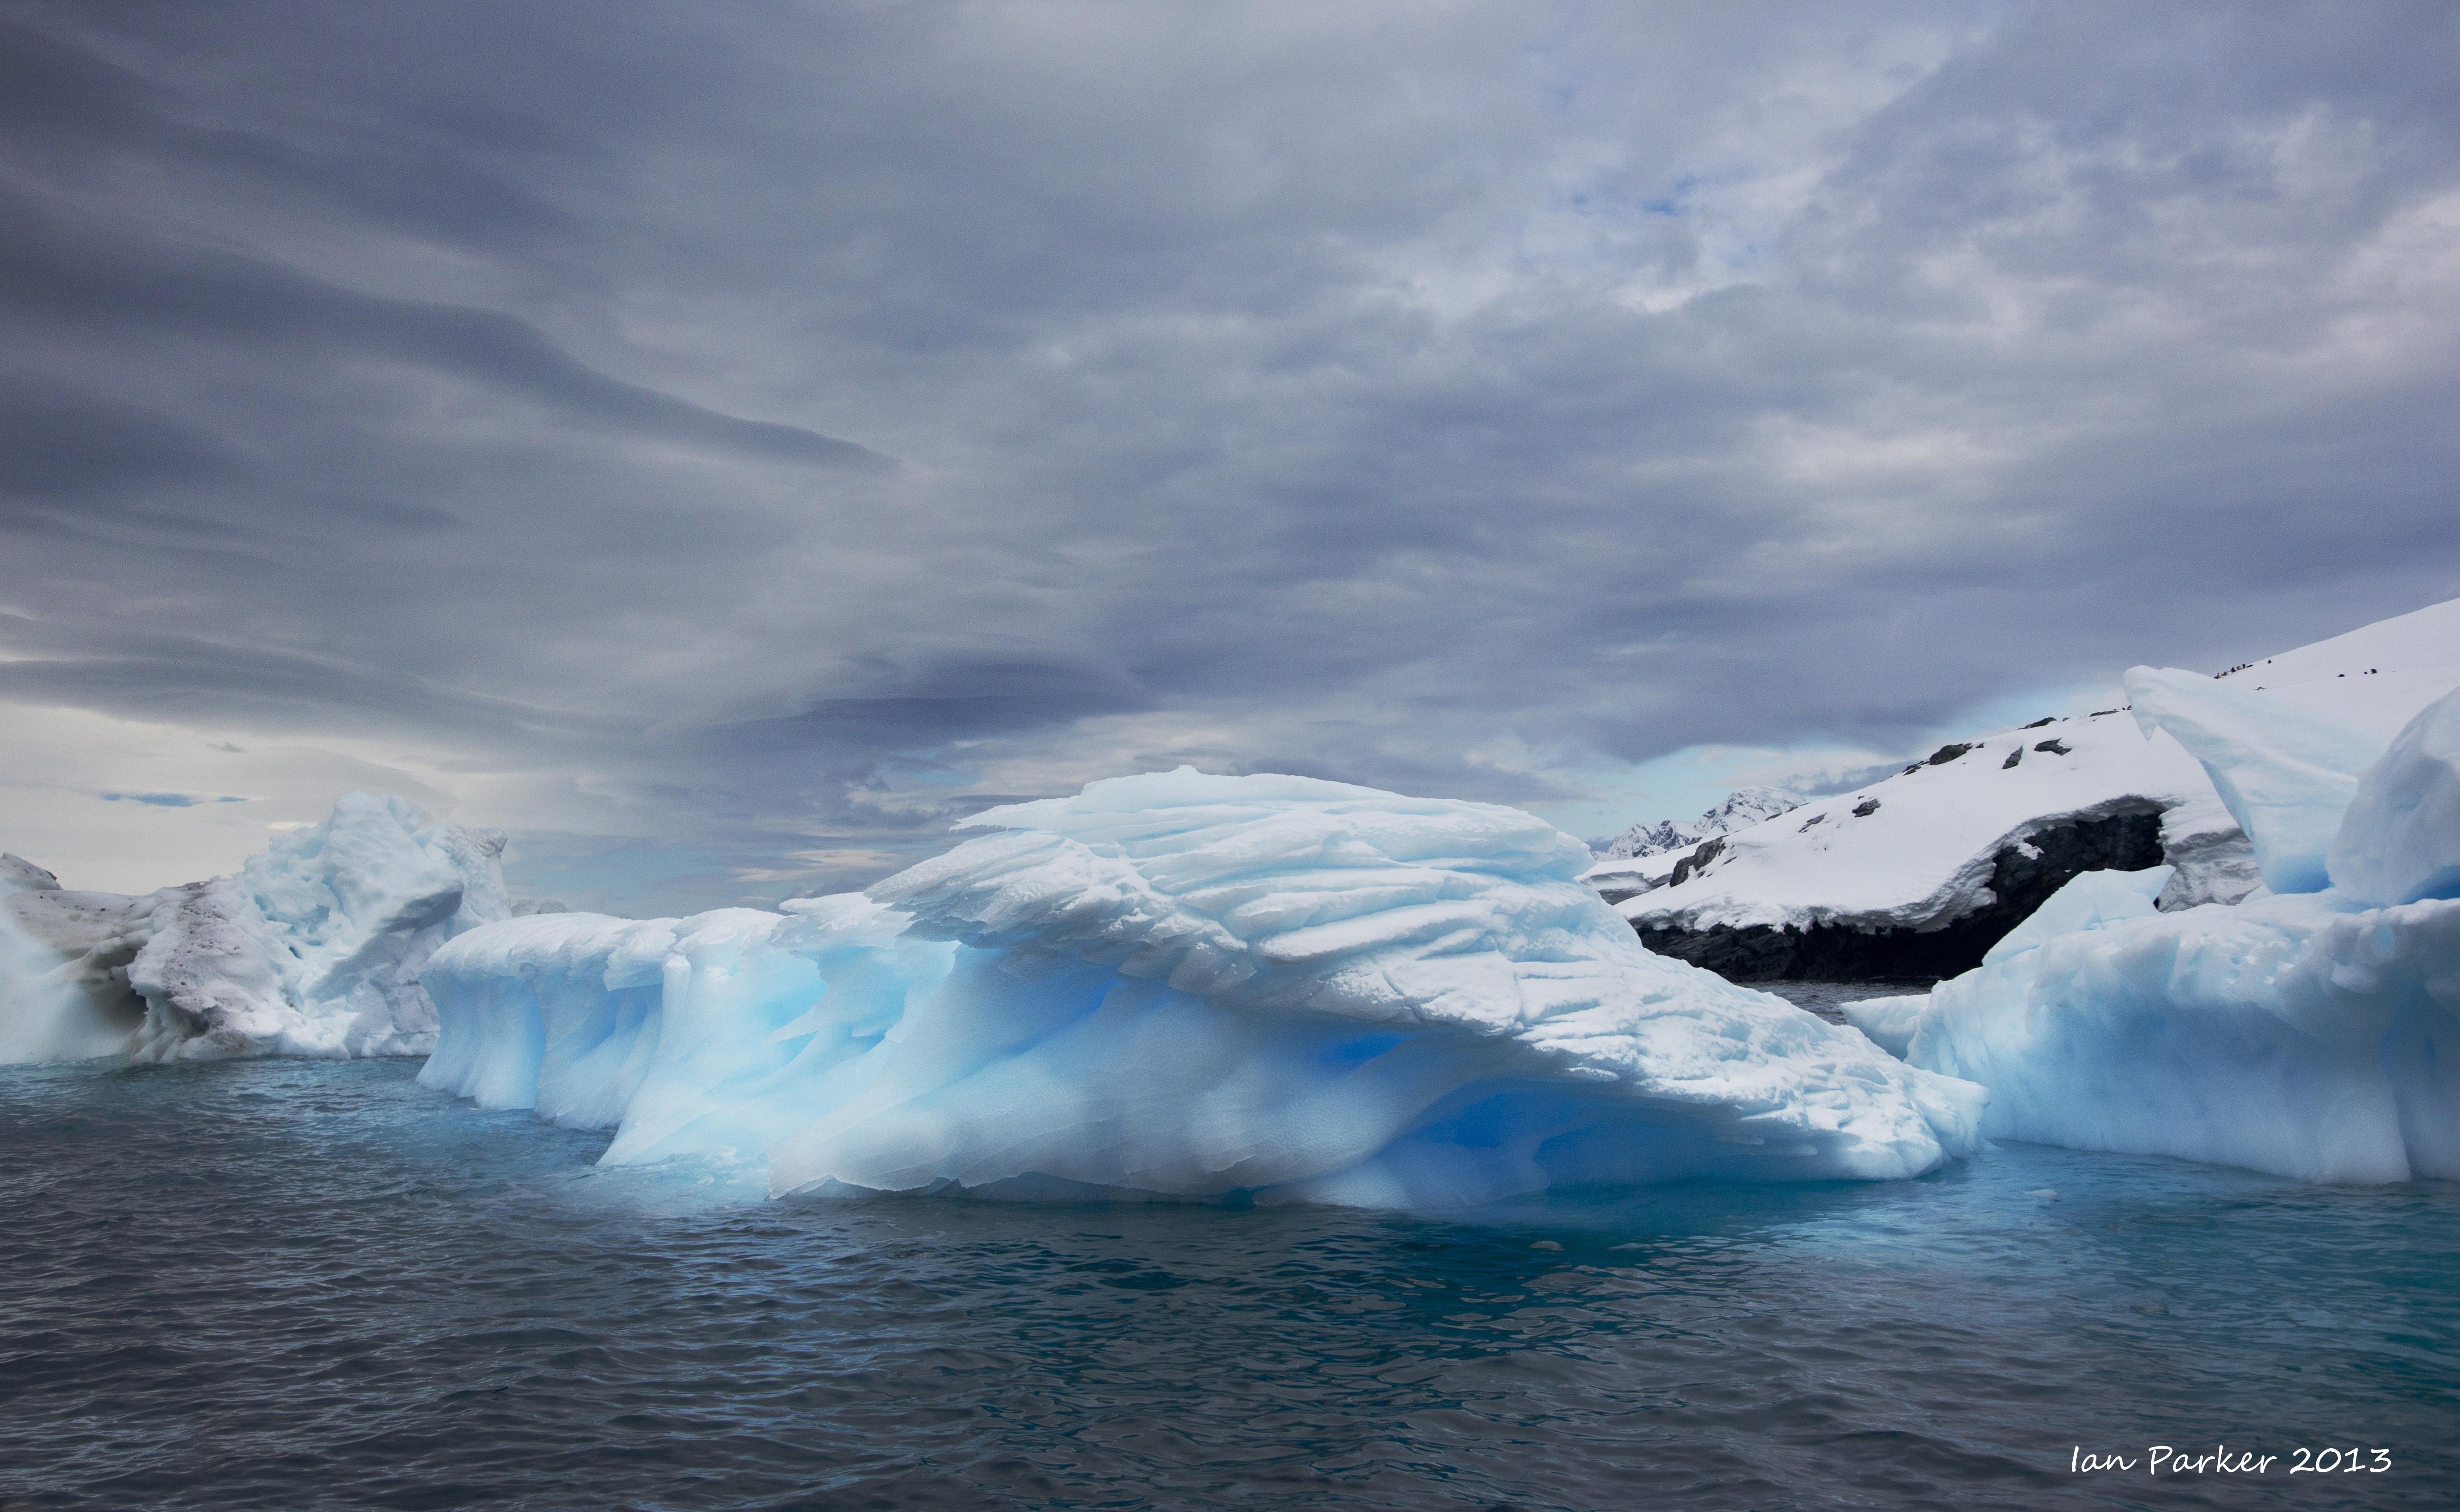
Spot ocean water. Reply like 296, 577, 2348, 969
0, 1057, 2453, 1512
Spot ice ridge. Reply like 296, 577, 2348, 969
0, 793, 508, 1063
420, 769, 1984, 1208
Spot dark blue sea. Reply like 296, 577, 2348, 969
2, 1050, 2454, 1512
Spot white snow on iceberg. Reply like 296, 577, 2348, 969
1847, 680, 2460, 1184
0, 793, 509, 1063
2123, 666, 2382, 895
419, 770, 1984, 1208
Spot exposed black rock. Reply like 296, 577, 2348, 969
1926, 743, 1974, 765
2034, 739, 2071, 755
1667, 837, 1726, 888
1852, 798, 1881, 817
2020, 717, 2056, 728
1634, 808, 2166, 983
2002, 747, 2023, 768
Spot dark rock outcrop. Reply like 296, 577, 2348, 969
1635, 809, 2166, 983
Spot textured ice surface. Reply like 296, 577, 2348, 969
2329, 686, 2460, 907
1980, 865, 2171, 966
2125, 666, 2383, 895
0, 794, 508, 1063
422, 771, 1984, 1208
1, 854, 62, 896
1850, 686, 2460, 1183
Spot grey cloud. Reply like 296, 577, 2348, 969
0, 380, 252, 505
0, 0, 2456, 915
0, 192, 885, 470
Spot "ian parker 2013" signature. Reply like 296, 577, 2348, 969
2071, 1446, 2393, 1476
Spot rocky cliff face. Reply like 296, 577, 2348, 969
1636, 808, 2167, 982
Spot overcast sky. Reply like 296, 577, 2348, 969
4, 0, 2456, 911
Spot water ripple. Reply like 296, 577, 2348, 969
0, 1059, 2453, 1510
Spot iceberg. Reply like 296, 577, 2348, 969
1848, 681, 2460, 1184
0, 793, 509, 1062
420, 770, 1984, 1208
2329, 689, 2460, 906
2123, 666, 2383, 895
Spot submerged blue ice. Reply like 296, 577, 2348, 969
421, 771, 1984, 1207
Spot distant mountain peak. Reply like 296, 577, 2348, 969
1596, 786, 1803, 859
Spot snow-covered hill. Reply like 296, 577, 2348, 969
1612, 596, 2460, 982
2210, 595, 2460, 737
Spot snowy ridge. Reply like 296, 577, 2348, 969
1593, 786, 1801, 864
0, 794, 509, 1063
2210, 596, 2460, 738
1621, 713, 2230, 935
420, 770, 1983, 1209
1847, 678, 2460, 1183
1617, 598, 2460, 951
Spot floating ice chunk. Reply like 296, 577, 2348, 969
2329, 684, 2460, 906
1866, 880, 2460, 1183
1838, 993, 1928, 1059
422, 770, 1986, 1208
1982, 865, 2171, 965
2125, 666, 2383, 894
0, 793, 508, 1063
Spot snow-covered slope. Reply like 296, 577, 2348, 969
1847, 680, 2460, 1184
1619, 713, 2230, 978
420, 769, 1983, 1208
0, 794, 509, 1063
2214, 595, 2460, 738
1618, 598, 2460, 980
1586, 786, 1801, 898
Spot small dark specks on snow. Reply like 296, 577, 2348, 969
2090, 709, 2119, 717
1852, 798, 1880, 817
